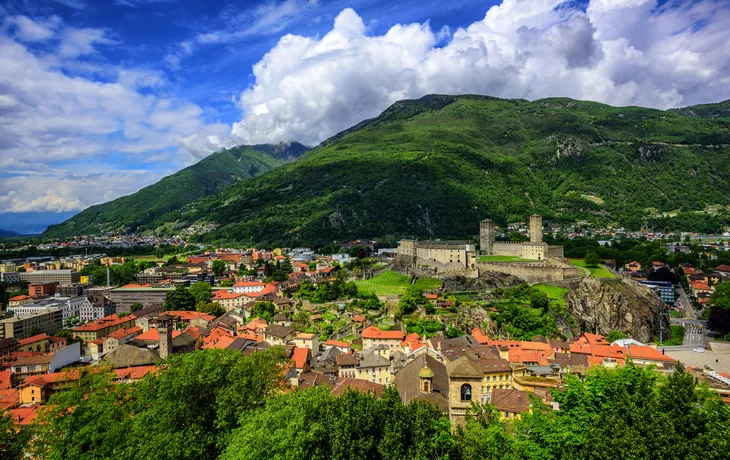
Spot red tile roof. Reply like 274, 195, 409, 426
714, 264, 730, 273
9, 295, 31, 301
0, 371, 11, 391
362, 326, 404, 340
164, 311, 216, 322
135, 328, 182, 342
690, 281, 712, 291
0, 388, 18, 411
17, 333, 51, 346
325, 339, 351, 348
213, 291, 245, 300
73, 314, 136, 332
331, 378, 384, 397
114, 365, 157, 381
401, 333, 424, 349
7, 403, 42, 425
292, 347, 309, 369
626, 345, 677, 363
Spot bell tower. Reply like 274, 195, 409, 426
419, 363, 434, 394
529, 215, 543, 243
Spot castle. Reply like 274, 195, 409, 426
396, 215, 577, 283
480, 215, 564, 260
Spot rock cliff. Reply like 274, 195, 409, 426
563, 278, 670, 343
441, 272, 524, 292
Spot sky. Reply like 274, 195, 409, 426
1, 0, 729, 233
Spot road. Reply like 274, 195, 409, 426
677, 285, 696, 319
683, 323, 705, 347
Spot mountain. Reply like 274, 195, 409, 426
164, 95, 730, 246
43, 143, 309, 237
0, 228, 20, 238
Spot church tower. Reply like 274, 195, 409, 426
419, 363, 434, 394
529, 215, 543, 243
480, 219, 495, 255
157, 315, 173, 359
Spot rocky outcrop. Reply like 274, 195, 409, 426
441, 272, 523, 292
563, 278, 670, 343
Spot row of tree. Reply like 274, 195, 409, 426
3, 349, 728, 460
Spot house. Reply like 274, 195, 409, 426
2, 342, 81, 387
357, 348, 394, 385
272, 313, 290, 327
293, 333, 320, 353
212, 291, 247, 311
625, 344, 678, 371
264, 324, 295, 346
291, 347, 311, 379
361, 325, 404, 351
80, 295, 116, 322
325, 339, 351, 353
103, 326, 143, 354
477, 358, 512, 397
8, 295, 32, 307
16, 334, 52, 353
490, 389, 531, 421
0, 338, 19, 357
72, 313, 137, 342
690, 280, 713, 296
331, 377, 385, 396
336, 353, 359, 379
401, 333, 425, 354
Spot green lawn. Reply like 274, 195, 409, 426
569, 259, 618, 279
532, 284, 569, 307
478, 255, 537, 262
355, 270, 441, 296
657, 325, 685, 346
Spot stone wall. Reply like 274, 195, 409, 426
547, 245, 564, 258
491, 242, 524, 257
476, 261, 581, 284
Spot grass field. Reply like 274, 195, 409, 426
657, 325, 685, 346
355, 270, 441, 296
569, 259, 618, 279
478, 255, 536, 262
532, 284, 569, 307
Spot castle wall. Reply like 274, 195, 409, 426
548, 245, 564, 258
491, 243, 524, 257
477, 262, 581, 284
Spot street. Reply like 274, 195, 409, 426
677, 285, 696, 319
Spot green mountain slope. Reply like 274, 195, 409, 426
168, 95, 730, 246
43, 143, 308, 237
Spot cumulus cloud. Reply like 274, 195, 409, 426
224, 0, 730, 146
59, 27, 116, 58
0, 170, 165, 213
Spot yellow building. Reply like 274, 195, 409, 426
477, 358, 513, 396
490, 388, 531, 421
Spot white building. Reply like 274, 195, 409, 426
0, 272, 20, 284
80, 296, 116, 322
232, 281, 266, 294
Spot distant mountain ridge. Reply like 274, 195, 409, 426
0, 228, 20, 238
162, 94, 730, 245
43, 143, 309, 237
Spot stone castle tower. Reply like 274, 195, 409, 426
480, 219, 495, 255
529, 215, 543, 243
157, 315, 173, 359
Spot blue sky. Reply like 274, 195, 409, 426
1, 0, 729, 233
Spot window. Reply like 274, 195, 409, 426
460, 384, 472, 401
504, 411, 509, 418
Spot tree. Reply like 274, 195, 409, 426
189, 282, 212, 305
710, 281, 730, 309
197, 302, 225, 317
585, 252, 600, 267
446, 326, 463, 338
398, 286, 424, 315
606, 330, 628, 343
163, 285, 196, 311
0, 412, 29, 460
219, 280, 234, 287
212, 260, 226, 277
130, 302, 143, 313
16, 266, 26, 272
250, 301, 275, 322
529, 291, 549, 311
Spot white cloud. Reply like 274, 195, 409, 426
59, 27, 116, 58
3, 15, 61, 42
223, 1, 730, 146
0, 170, 165, 213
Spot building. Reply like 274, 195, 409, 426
19, 269, 80, 285
108, 286, 173, 313
0, 308, 63, 340
264, 324, 295, 346
28, 282, 59, 298
638, 280, 675, 304
2, 342, 81, 387
80, 295, 116, 322
446, 357, 484, 425
479, 215, 564, 260
8, 295, 32, 308
0, 263, 17, 273
0, 272, 20, 284
397, 240, 476, 271
232, 281, 267, 294
361, 326, 405, 351
477, 358, 513, 398
293, 333, 320, 353
490, 388, 531, 421
72, 314, 137, 342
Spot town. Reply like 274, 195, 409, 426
1, 214, 729, 436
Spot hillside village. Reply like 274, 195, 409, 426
2, 217, 730, 428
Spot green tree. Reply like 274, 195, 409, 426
529, 291, 549, 311
446, 326, 463, 338
606, 330, 628, 343
212, 260, 227, 277
163, 285, 196, 311
129, 302, 143, 313
399, 285, 424, 315
250, 301, 275, 322
0, 412, 29, 460
197, 302, 225, 317
189, 282, 212, 305
710, 281, 730, 309
585, 251, 600, 267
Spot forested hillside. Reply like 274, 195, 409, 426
42, 143, 308, 237
172, 95, 730, 245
